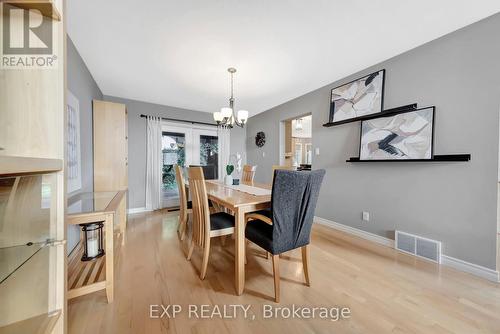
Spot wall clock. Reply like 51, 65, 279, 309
255, 131, 266, 148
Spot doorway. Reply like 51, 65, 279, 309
161, 123, 219, 208
280, 114, 312, 170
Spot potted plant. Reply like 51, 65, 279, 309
225, 164, 234, 185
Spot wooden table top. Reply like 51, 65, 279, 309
203, 180, 271, 210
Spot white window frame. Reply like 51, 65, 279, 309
161, 121, 221, 177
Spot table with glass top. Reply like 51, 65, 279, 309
66, 190, 127, 303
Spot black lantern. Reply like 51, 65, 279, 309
80, 222, 105, 261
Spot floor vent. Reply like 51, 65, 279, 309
395, 230, 441, 263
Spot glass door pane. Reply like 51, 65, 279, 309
199, 135, 219, 180
161, 131, 186, 208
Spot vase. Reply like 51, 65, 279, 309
224, 175, 233, 186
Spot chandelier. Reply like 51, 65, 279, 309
213, 67, 248, 128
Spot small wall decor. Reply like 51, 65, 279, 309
255, 131, 266, 147
359, 107, 435, 160
329, 69, 385, 124
67, 90, 82, 194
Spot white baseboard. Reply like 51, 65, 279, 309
441, 255, 499, 282
314, 216, 499, 283
314, 216, 394, 247
127, 207, 151, 214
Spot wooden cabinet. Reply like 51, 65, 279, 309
93, 100, 128, 192
0, 1, 66, 333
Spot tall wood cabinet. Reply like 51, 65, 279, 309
0, 1, 66, 333
92, 100, 128, 192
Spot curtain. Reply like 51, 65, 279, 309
218, 125, 231, 181
146, 116, 162, 211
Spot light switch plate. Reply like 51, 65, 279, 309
362, 211, 370, 221
315, 147, 320, 155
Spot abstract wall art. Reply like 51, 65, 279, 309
359, 107, 435, 160
329, 69, 385, 123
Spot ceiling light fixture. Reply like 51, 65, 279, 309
295, 118, 303, 131
213, 67, 248, 128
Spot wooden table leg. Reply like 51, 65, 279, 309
235, 207, 245, 295
120, 194, 127, 245
105, 213, 114, 303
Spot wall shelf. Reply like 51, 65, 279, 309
0, 156, 63, 176
6, 0, 61, 21
323, 103, 418, 127
346, 154, 471, 163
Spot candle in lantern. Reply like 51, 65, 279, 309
87, 237, 99, 257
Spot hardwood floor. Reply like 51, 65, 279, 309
68, 210, 500, 334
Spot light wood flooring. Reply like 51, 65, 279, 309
68, 210, 500, 334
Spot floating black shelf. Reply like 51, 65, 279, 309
323, 103, 418, 127
346, 154, 471, 163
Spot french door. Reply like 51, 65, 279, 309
161, 123, 219, 208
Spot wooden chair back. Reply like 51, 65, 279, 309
175, 165, 188, 223
242, 165, 257, 182
188, 167, 211, 248
271, 165, 295, 182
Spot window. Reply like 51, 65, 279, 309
294, 143, 303, 165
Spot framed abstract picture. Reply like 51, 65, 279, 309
329, 69, 385, 124
359, 107, 435, 160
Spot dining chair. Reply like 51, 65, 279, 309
187, 167, 235, 279
242, 165, 257, 182
245, 169, 325, 302
271, 165, 295, 182
175, 165, 191, 241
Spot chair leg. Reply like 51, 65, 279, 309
187, 239, 195, 261
179, 217, 187, 241
220, 235, 227, 246
200, 240, 211, 280
301, 245, 310, 286
272, 255, 280, 303
244, 240, 248, 265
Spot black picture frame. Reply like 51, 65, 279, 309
358, 106, 436, 161
328, 69, 386, 125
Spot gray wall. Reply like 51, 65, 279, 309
67, 36, 103, 253
104, 95, 247, 209
246, 14, 500, 270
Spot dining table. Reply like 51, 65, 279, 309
196, 180, 272, 295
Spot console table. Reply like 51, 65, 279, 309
66, 190, 127, 303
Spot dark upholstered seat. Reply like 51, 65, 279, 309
187, 200, 213, 210
245, 169, 325, 255
210, 212, 235, 231
245, 219, 273, 251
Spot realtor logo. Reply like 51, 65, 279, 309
1, 1, 57, 68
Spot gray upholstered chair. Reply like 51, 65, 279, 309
245, 169, 325, 302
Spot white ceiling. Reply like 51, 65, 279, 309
67, 0, 500, 117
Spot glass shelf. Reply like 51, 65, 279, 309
0, 245, 62, 328
0, 310, 61, 334
0, 174, 59, 248
0, 242, 46, 284
67, 191, 118, 215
